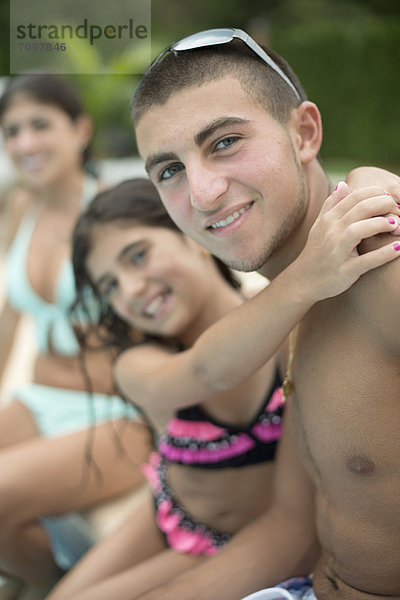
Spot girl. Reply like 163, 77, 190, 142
47, 176, 400, 600
0, 74, 150, 590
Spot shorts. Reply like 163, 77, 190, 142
40, 512, 96, 571
13, 383, 138, 437
241, 578, 316, 600
142, 452, 231, 556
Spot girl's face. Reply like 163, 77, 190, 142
86, 221, 218, 340
1, 93, 90, 187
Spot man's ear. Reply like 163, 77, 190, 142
290, 101, 322, 164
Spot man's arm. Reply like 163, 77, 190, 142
135, 402, 319, 600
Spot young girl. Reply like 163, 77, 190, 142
0, 74, 150, 590
46, 176, 400, 600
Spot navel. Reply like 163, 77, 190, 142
346, 455, 375, 475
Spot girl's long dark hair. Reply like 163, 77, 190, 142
72, 177, 241, 352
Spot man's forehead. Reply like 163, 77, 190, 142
135, 76, 264, 156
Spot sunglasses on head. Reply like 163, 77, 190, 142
134, 28, 301, 102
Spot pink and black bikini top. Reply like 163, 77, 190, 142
158, 371, 284, 469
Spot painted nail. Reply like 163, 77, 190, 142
393, 243, 400, 251
386, 192, 392, 196
334, 184, 338, 191
387, 218, 396, 225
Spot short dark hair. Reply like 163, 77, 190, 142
72, 178, 241, 351
131, 41, 307, 126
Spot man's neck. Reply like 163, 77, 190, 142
258, 162, 332, 281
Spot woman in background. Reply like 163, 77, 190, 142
0, 74, 151, 590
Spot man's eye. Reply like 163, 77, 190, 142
215, 137, 238, 150
159, 163, 184, 181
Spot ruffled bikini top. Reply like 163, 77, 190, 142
5, 176, 98, 357
158, 370, 284, 469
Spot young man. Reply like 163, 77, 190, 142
131, 29, 400, 600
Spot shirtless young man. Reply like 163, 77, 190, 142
130, 29, 400, 600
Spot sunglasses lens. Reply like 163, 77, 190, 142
173, 29, 234, 51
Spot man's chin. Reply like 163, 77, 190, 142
219, 254, 268, 274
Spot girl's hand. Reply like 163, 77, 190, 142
346, 167, 400, 235
295, 181, 400, 301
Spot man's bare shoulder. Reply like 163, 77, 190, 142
350, 232, 399, 353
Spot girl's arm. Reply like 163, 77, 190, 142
116, 183, 400, 414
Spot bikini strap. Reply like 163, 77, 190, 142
281, 327, 298, 403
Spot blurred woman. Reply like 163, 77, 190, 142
0, 74, 151, 588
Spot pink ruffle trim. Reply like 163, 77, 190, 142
251, 422, 281, 443
141, 452, 162, 493
159, 433, 255, 464
166, 417, 226, 442
157, 499, 219, 555
266, 387, 284, 412
142, 454, 221, 556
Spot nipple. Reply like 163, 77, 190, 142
346, 455, 375, 475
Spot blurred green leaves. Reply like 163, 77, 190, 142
1, 0, 399, 166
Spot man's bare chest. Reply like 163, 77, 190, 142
290, 297, 400, 491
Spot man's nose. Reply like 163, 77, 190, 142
187, 161, 229, 212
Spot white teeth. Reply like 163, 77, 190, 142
19, 155, 46, 171
144, 294, 164, 317
210, 203, 251, 229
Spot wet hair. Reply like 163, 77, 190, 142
0, 72, 92, 166
72, 177, 241, 351
131, 40, 307, 127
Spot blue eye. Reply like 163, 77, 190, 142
159, 163, 184, 181
215, 137, 238, 150
103, 280, 117, 297
131, 249, 146, 264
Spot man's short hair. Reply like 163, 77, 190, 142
131, 41, 307, 126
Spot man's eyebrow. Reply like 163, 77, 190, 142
145, 152, 179, 175
194, 116, 251, 147
144, 117, 250, 174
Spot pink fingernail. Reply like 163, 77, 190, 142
386, 192, 392, 196
334, 184, 338, 191
387, 218, 396, 225
393, 243, 400, 251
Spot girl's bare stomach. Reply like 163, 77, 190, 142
167, 461, 275, 534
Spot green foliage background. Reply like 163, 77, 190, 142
1, 0, 399, 169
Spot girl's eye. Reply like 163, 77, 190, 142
3, 125, 19, 139
103, 280, 117, 297
215, 136, 238, 150
159, 163, 184, 181
32, 119, 50, 131
130, 249, 146, 265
